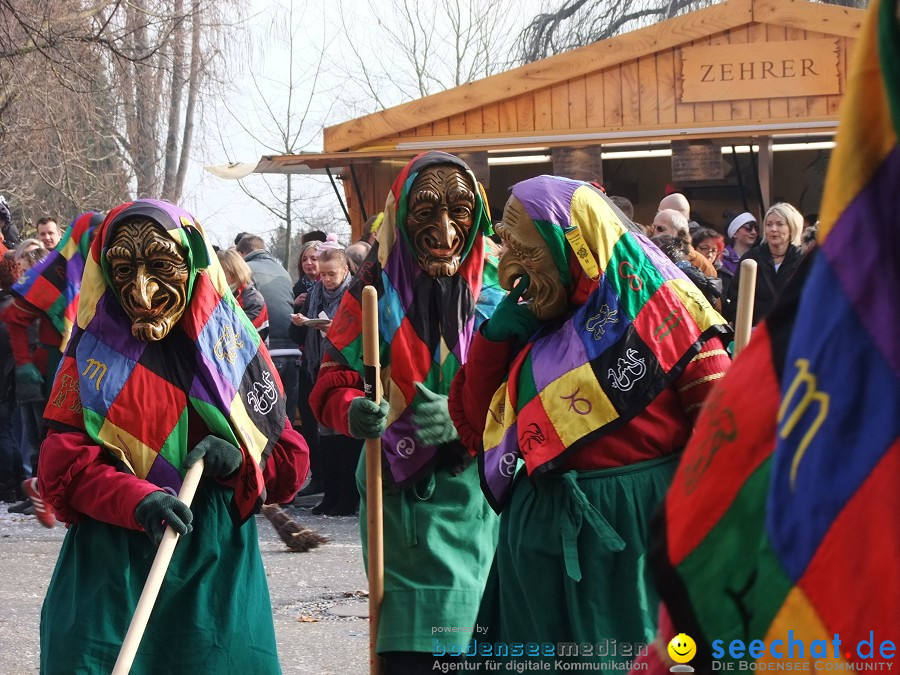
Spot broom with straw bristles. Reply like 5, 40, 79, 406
262, 504, 328, 552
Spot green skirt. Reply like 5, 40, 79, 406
473, 454, 679, 665
40, 483, 281, 675
356, 456, 499, 654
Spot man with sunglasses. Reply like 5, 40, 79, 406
721, 211, 759, 275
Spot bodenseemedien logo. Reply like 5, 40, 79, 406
669, 633, 697, 672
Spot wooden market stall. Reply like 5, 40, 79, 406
226, 0, 864, 238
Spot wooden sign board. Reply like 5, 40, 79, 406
551, 146, 603, 183
671, 140, 724, 183
680, 38, 841, 103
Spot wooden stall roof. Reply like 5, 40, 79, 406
320, 0, 863, 156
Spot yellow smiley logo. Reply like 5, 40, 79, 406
667, 633, 697, 664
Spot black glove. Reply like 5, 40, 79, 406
184, 436, 243, 478
15, 364, 44, 403
347, 397, 389, 439
134, 491, 193, 546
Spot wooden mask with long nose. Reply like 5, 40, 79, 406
106, 217, 190, 341
405, 164, 476, 277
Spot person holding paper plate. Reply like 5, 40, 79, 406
290, 242, 360, 515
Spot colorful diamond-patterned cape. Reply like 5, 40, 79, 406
480, 176, 730, 512
43, 200, 286, 523
650, 0, 900, 668
11, 211, 104, 351
326, 151, 503, 487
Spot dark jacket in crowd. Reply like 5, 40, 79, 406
725, 244, 804, 326
243, 249, 295, 351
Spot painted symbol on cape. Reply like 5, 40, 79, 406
247, 371, 278, 415
82, 358, 107, 390
214, 324, 245, 365
682, 392, 737, 494
654, 309, 683, 342
51, 373, 82, 412
395, 436, 416, 458
617, 261, 644, 291
682, 288, 707, 313
497, 451, 518, 478
357, 260, 377, 285
608, 349, 647, 391
487, 402, 506, 425
586, 305, 619, 340
561, 388, 592, 415
115, 433, 136, 470
520, 422, 546, 454
778, 358, 829, 491
239, 464, 259, 502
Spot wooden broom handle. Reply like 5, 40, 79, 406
733, 259, 758, 357
362, 285, 384, 675
112, 458, 204, 675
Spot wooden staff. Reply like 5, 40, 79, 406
733, 258, 758, 357
362, 285, 384, 675
112, 458, 204, 675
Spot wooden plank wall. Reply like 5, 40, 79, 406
386, 27, 854, 143
344, 26, 854, 237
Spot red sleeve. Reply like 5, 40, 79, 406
38, 430, 160, 529
261, 420, 309, 504
309, 357, 364, 436
449, 329, 518, 452
673, 336, 731, 424
3, 300, 39, 368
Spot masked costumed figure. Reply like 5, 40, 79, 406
38, 200, 309, 674
309, 152, 503, 672
4, 212, 104, 525
448, 176, 731, 665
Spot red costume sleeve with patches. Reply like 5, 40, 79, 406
260, 420, 308, 504
309, 356, 364, 437
673, 337, 731, 424
448, 329, 518, 452
563, 336, 730, 470
38, 430, 158, 529
39, 419, 309, 529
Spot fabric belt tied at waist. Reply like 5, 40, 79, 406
557, 470, 625, 583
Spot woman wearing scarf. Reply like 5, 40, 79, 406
38, 200, 308, 674
292, 239, 324, 496
309, 152, 503, 673
290, 243, 358, 515
449, 176, 731, 666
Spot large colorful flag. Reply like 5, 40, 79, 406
651, 0, 900, 669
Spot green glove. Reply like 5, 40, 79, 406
481, 275, 540, 345
348, 397, 389, 439
15, 363, 44, 403
184, 436, 243, 478
412, 381, 458, 446
134, 491, 193, 546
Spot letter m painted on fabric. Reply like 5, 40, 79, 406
777, 358, 829, 491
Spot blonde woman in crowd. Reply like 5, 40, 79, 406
724, 202, 804, 326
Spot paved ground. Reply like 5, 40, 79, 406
0, 498, 371, 674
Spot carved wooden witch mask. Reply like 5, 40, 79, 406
106, 217, 190, 341
495, 195, 568, 321
405, 163, 476, 277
